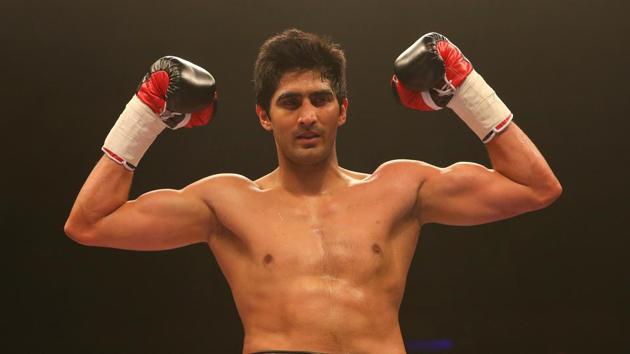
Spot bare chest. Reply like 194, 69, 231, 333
212, 183, 419, 282
260, 201, 388, 278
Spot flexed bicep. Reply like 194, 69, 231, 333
91, 186, 217, 250
417, 162, 540, 226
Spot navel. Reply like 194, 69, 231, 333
372, 243, 383, 255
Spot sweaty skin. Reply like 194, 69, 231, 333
205, 164, 420, 354
65, 70, 561, 354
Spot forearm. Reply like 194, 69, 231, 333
64, 56, 218, 247
65, 155, 133, 237
486, 122, 561, 203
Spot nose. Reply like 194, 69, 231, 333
297, 100, 317, 128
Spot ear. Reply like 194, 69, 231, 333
337, 97, 349, 127
256, 104, 273, 132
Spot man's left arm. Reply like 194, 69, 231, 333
416, 122, 561, 226
392, 32, 561, 226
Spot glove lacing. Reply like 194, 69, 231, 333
432, 74, 456, 96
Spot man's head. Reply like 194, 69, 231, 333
254, 29, 349, 166
254, 28, 347, 115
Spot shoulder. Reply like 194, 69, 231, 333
340, 167, 370, 181
374, 160, 490, 189
188, 173, 257, 187
176, 173, 265, 215
182, 173, 260, 197
372, 159, 443, 181
353, 160, 444, 200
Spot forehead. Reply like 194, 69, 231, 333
273, 70, 333, 98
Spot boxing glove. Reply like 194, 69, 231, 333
391, 32, 512, 142
103, 56, 217, 170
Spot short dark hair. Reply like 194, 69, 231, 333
254, 28, 347, 114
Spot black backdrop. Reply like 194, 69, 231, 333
4, 1, 629, 353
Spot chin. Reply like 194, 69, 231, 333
292, 153, 326, 166
288, 147, 329, 165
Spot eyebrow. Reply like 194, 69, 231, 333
276, 89, 334, 102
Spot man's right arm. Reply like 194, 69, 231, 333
65, 56, 219, 250
64, 156, 217, 250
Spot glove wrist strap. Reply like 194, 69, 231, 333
447, 70, 513, 143
102, 95, 166, 170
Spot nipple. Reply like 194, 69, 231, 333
263, 254, 274, 265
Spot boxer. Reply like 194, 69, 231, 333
65, 29, 561, 354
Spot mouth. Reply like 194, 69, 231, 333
295, 131, 321, 147
296, 131, 321, 139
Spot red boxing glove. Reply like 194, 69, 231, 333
102, 56, 218, 170
392, 32, 512, 142
391, 75, 441, 111
137, 56, 217, 129
391, 32, 472, 111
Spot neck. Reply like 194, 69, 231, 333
275, 148, 348, 195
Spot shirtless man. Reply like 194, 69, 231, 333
65, 29, 562, 354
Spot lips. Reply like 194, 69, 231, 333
297, 131, 320, 139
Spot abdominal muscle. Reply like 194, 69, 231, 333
237, 273, 407, 354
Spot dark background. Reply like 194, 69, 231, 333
3, 0, 629, 353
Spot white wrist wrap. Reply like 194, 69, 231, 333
102, 95, 166, 170
446, 70, 513, 143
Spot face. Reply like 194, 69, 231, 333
257, 70, 348, 166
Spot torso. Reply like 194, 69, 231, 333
202, 161, 423, 354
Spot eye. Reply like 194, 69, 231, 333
310, 92, 334, 107
278, 96, 302, 110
